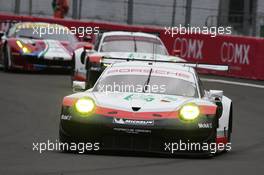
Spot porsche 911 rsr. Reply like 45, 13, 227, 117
60, 60, 232, 156
0, 22, 89, 71
72, 31, 184, 88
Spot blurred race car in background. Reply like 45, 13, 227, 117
60, 58, 232, 156
72, 31, 184, 88
0, 22, 90, 71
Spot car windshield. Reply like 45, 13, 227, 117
14, 27, 77, 43
93, 74, 197, 97
100, 35, 168, 55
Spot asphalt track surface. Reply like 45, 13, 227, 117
0, 69, 264, 175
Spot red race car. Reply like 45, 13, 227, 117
0, 22, 91, 71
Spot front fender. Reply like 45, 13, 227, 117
218, 96, 232, 133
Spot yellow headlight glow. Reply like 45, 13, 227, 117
16, 40, 31, 54
75, 98, 95, 115
16, 40, 23, 48
22, 47, 29, 53
179, 104, 200, 121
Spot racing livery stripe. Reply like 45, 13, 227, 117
199, 105, 217, 115
62, 98, 217, 117
73, 72, 86, 81
95, 106, 179, 120
90, 55, 102, 63
216, 136, 228, 144
95, 105, 216, 119
63, 97, 77, 106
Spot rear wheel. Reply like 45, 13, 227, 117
3, 44, 11, 72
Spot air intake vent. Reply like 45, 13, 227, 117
132, 107, 141, 111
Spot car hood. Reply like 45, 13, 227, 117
13, 38, 73, 60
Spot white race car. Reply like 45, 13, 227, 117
71, 31, 184, 88
61, 59, 232, 156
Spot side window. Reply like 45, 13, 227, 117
7, 26, 16, 37
94, 34, 102, 51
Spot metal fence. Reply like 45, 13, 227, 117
0, 0, 263, 36
0, 0, 204, 26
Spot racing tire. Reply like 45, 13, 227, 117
3, 44, 11, 72
227, 104, 233, 143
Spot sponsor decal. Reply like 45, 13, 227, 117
106, 67, 192, 81
173, 38, 204, 59
113, 118, 154, 126
124, 94, 155, 102
220, 42, 250, 65
198, 123, 212, 128
113, 128, 151, 134
61, 114, 72, 120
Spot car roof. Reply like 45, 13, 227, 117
111, 61, 195, 74
102, 31, 159, 39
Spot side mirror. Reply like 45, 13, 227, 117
80, 44, 92, 64
80, 51, 86, 64
209, 90, 223, 100
72, 81, 86, 92
172, 49, 180, 56
83, 35, 93, 42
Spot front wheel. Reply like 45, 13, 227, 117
3, 45, 11, 72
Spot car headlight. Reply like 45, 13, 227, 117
16, 40, 31, 54
74, 97, 95, 115
179, 103, 200, 121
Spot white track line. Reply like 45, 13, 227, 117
201, 78, 264, 89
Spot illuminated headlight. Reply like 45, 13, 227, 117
22, 47, 30, 53
103, 63, 111, 67
179, 104, 200, 121
16, 40, 31, 54
74, 97, 95, 115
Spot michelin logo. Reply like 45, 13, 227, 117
113, 118, 154, 126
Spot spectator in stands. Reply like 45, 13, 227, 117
52, 0, 69, 18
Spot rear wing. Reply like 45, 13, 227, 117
100, 56, 229, 72
177, 63, 228, 71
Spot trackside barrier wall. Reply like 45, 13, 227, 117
0, 13, 264, 80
